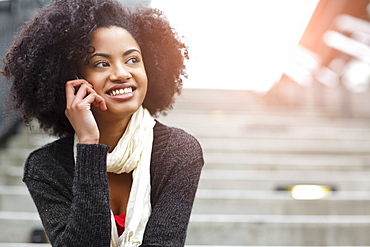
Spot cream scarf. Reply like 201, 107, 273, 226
73, 106, 155, 247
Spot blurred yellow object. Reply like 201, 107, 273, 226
291, 185, 333, 200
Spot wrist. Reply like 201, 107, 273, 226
78, 136, 99, 144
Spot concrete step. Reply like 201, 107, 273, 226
2, 131, 55, 165
0, 125, 56, 186
0, 157, 30, 186
0, 211, 43, 243
192, 189, 370, 215
160, 111, 370, 130
172, 89, 370, 119
199, 137, 370, 155
204, 152, 370, 171
199, 177, 370, 191
0, 245, 50, 247
171, 89, 335, 115
200, 169, 370, 182
1, 148, 32, 165
0, 165, 25, 185
5, 132, 55, 151
0, 245, 363, 247
186, 214, 370, 245
169, 121, 370, 140
0, 186, 36, 212
1, 87, 369, 245
199, 169, 370, 190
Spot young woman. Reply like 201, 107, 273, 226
2, 0, 203, 246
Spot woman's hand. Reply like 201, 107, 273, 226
65, 79, 107, 144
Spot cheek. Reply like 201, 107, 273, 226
79, 67, 104, 84
143, 75, 148, 88
141, 70, 148, 88
84, 75, 106, 91
78, 65, 90, 79
142, 76, 148, 95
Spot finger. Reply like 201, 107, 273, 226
65, 79, 93, 101
81, 92, 103, 110
66, 80, 107, 112
77, 86, 107, 111
88, 91, 106, 109
65, 80, 78, 103
74, 83, 94, 100
68, 79, 93, 88
92, 94, 107, 111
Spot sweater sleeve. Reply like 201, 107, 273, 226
141, 126, 204, 247
23, 143, 112, 247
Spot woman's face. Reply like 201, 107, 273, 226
79, 26, 147, 122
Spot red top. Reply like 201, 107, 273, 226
114, 214, 126, 236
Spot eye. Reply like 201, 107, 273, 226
127, 57, 140, 64
94, 61, 109, 68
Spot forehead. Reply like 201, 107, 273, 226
90, 26, 140, 52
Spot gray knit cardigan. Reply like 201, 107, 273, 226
23, 121, 204, 246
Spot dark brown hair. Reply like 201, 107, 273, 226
2, 0, 188, 137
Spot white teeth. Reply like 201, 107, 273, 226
110, 87, 133, 96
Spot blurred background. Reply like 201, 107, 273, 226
0, 0, 370, 245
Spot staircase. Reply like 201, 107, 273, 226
0, 123, 55, 243
159, 88, 370, 246
1, 88, 370, 245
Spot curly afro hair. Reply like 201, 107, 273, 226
2, 0, 188, 137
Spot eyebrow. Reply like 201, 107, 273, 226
89, 48, 141, 60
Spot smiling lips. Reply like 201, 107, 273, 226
108, 87, 133, 96
106, 86, 136, 100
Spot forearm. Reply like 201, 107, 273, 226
24, 144, 112, 246
142, 150, 204, 246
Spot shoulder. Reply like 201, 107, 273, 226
153, 120, 203, 160
151, 121, 204, 178
23, 136, 74, 181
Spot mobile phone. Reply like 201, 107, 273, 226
74, 75, 81, 95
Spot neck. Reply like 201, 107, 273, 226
97, 117, 131, 152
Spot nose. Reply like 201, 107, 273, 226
109, 64, 131, 82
